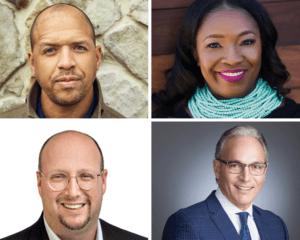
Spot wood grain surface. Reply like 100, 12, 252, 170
152, 0, 300, 9
152, 8, 186, 56
152, 1, 300, 55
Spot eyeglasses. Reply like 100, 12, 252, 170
39, 170, 103, 191
216, 159, 267, 176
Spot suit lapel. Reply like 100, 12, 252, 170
101, 219, 112, 240
207, 191, 240, 240
253, 206, 269, 240
30, 213, 50, 240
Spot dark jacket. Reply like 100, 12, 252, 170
0, 79, 125, 118
1, 213, 147, 240
162, 191, 289, 240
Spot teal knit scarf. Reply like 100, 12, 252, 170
188, 78, 283, 118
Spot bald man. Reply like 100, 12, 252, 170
0, 4, 124, 118
2, 130, 146, 240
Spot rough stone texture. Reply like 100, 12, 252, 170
85, 0, 122, 36
6, 0, 29, 9
24, 0, 47, 52
0, 0, 148, 118
0, 3, 25, 87
51, 0, 90, 10
0, 98, 25, 113
128, 0, 148, 26
0, 76, 24, 97
97, 72, 147, 118
25, 0, 47, 29
104, 24, 148, 81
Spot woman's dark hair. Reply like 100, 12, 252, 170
152, 0, 290, 117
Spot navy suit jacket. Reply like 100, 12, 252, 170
1, 213, 147, 240
162, 191, 289, 240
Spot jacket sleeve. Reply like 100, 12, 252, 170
162, 211, 199, 240
279, 217, 289, 240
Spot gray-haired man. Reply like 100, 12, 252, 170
163, 125, 289, 240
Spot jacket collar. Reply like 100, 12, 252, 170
206, 190, 240, 240
253, 206, 271, 240
29, 213, 50, 240
26, 79, 104, 118
207, 190, 279, 240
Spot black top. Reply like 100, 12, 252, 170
1, 213, 147, 240
157, 98, 300, 118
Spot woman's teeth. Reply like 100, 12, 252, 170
221, 71, 244, 77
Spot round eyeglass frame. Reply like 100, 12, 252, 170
39, 170, 103, 191
216, 158, 267, 176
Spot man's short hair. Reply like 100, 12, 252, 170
30, 3, 96, 51
214, 125, 268, 183
38, 130, 104, 173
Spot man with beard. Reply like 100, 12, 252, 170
2, 130, 146, 240
0, 4, 124, 118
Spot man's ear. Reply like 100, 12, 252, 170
95, 45, 102, 71
28, 51, 36, 76
213, 159, 220, 181
264, 162, 269, 174
36, 171, 42, 198
101, 169, 108, 195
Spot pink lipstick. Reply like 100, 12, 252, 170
218, 69, 246, 82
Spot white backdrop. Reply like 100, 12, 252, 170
0, 119, 151, 239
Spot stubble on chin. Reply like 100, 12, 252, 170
49, 80, 86, 107
37, 73, 88, 107
58, 202, 91, 231
48, 88, 85, 107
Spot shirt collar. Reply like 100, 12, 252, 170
215, 187, 253, 217
43, 215, 103, 240
27, 79, 105, 118
36, 85, 97, 118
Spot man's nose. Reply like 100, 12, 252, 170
64, 176, 81, 197
221, 45, 243, 66
57, 47, 76, 70
240, 165, 251, 181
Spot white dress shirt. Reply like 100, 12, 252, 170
44, 215, 103, 240
215, 188, 260, 240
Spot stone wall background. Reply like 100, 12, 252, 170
0, 0, 148, 118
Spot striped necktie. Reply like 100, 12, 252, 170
237, 212, 252, 240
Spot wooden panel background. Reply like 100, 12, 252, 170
152, 0, 300, 55
152, 0, 300, 10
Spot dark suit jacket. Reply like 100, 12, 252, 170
162, 191, 289, 240
1, 213, 147, 240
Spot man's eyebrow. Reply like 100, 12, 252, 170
71, 40, 91, 46
39, 43, 60, 48
48, 169, 66, 173
251, 161, 266, 165
203, 30, 257, 42
48, 168, 97, 173
227, 160, 265, 164
227, 159, 242, 163
39, 40, 91, 49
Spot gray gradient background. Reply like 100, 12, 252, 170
152, 122, 300, 240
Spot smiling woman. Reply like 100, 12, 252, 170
152, 0, 300, 118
